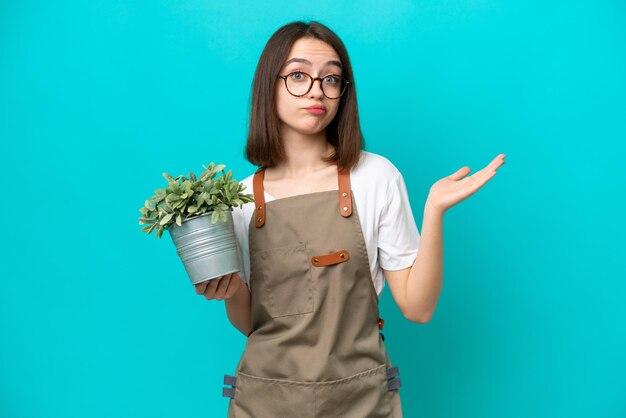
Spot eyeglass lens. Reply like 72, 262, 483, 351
285, 72, 346, 99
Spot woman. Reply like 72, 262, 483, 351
195, 20, 505, 417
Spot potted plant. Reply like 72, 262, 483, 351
138, 162, 254, 285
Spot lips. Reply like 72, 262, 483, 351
303, 105, 326, 115
304, 105, 326, 111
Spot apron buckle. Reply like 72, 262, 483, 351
386, 366, 399, 379
387, 366, 401, 391
387, 377, 402, 391
222, 374, 237, 399
222, 387, 235, 398
223, 374, 237, 386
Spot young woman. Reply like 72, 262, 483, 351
194, 21, 505, 417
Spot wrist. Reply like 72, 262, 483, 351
424, 199, 445, 218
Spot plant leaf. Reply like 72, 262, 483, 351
160, 213, 174, 225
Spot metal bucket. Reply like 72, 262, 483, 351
168, 209, 241, 285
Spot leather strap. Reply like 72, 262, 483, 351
338, 167, 352, 217
311, 250, 350, 267
253, 167, 266, 228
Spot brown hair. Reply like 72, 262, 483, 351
244, 20, 365, 172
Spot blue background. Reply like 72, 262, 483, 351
2, 1, 625, 417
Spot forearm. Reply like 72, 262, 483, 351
224, 274, 253, 336
405, 202, 444, 322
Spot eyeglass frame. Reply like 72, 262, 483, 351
276, 70, 351, 100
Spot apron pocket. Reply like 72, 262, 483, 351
230, 370, 316, 418
254, 242, 314, 318
314, 364, 392, 417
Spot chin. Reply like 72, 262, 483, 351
298, 124, 329, 135
283, 119, 327, 134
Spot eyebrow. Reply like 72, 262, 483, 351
283, 58, 343, 70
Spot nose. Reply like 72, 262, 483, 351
307, 77, 325, 99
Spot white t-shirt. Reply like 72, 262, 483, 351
232, 150, 420, 297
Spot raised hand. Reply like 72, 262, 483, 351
425, 153, 506, 214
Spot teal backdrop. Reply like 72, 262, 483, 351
2, 1, 624, 417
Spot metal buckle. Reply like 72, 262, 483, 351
387, 366, 401, 391
222, 374, 237, 399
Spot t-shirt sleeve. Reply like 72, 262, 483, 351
377, 170, 420, 271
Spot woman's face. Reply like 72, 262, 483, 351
275, 37, 343, 136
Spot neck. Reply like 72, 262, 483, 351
274, 125, 335, 178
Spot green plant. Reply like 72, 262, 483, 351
138, 162, 254, 238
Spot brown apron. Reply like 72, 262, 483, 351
222, 165, 404, 417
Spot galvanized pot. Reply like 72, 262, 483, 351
168, 208, 241, 285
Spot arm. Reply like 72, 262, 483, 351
223, 273, 253, 336
384, 202, 443, 323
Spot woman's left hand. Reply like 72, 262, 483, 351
425, 153, 506, 214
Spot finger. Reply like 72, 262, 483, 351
469, 156, 505, 183
486, 155, 505, 171
195, 281, 209, 294
224, 274, 241, 299
468, 167, 498, 191
203, 276, 222, 299
214, 274, 233, 301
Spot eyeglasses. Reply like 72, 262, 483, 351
277, 71, 350, 100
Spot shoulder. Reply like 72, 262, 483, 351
352, 150, 402, 189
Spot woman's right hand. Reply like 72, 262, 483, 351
194, 272, 243, 301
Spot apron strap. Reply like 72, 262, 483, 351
253, 167, 266, 228
338, 167, 352, 217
